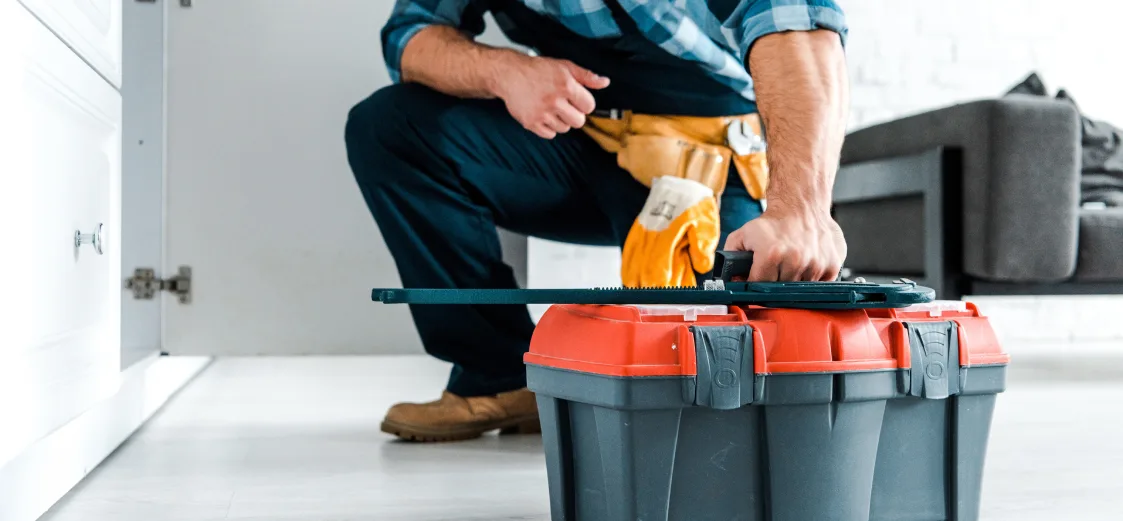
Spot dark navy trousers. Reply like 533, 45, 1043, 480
344, 83, 763, 397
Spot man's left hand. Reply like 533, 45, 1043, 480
722, 203, 846, 282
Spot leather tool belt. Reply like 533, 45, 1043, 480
582, 110, 769, 200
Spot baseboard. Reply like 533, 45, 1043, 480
0, 355, 212, 521
1006, 346, 1123, 380
969, 294, 1123, 349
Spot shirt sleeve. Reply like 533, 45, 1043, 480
380, 0, 486, 83
724, 0, 848, 60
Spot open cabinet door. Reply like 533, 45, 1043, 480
120, 0, 166, 368
162, 0, 425, 355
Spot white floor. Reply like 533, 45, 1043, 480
39, 356, 1123, 521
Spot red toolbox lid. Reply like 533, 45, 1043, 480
524, 302, 1009, 377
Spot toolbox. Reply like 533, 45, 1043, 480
372, 252, 1010, 521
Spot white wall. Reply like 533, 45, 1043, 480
843, 0, 1123, 129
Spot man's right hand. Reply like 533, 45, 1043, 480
491, 54, 610, 139
399, 26, 609, 139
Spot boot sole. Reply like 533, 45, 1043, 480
381, 415, 541, 443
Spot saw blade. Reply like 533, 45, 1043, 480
371, 283, 935, 309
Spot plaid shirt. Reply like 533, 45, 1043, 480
381, 0, 847, 101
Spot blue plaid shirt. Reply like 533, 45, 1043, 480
381, 0, 847, 102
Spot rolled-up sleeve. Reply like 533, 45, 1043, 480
381, 0, 484, 83
726, 0, 848, 60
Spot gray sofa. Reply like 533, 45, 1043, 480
833, 95, 1123, 299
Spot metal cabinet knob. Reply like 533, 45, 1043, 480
75, 223, 104, 255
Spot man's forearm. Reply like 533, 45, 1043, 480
748, 30, 849, 213
400, 25, 519, 99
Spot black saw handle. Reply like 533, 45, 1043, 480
713, 251, 755, 282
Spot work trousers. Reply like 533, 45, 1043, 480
344, 83, 763, 397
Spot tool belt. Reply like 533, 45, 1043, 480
582, 111, 769, 200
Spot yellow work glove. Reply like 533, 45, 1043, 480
621, 176, 720, 288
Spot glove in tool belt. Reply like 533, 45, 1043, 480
582, 111, 770, 288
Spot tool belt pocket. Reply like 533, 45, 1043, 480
616, 134, 732, 196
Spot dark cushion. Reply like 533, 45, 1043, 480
842, 97, 1082, 282
1074, 209, 1123, 281
834, 197, 924, 275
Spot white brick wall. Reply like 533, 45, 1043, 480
842, 0, 1123, 129
841, 0, 1123, 349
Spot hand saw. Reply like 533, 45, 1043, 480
371, 252, 935, 309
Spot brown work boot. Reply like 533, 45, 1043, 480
380, 388, 541, 442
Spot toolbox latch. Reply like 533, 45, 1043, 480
691, 326, 755, 410
904, 321, 961, 399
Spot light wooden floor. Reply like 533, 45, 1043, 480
40, 356, 1123, 521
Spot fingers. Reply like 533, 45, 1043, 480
556, 102, 586, 129
728, 228, 780, 282
822, 235, 846, 281
748, 251, 780, 282
530, 125, 557, 140
566, 80, 597, 114
742, 242, 819, 283
522, 60, 605, 140
802, 264, 826, 282
721, 229, 745, 252
806, 259, 841, 282
527, 111, 575, 139
535, 104, 585, 139
777, 251, 847, 282
777, 254, 805, 282
543, 115, 569, 134
748, 254, 840, 282
819, 255, 844, 281
804, 241, 844, 281
562, 61, 610, 90
769, 253, 848, 282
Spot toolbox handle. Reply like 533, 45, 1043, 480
713, 251, 755, 282
691, 325, 756, 410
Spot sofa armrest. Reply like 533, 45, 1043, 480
839, 96, 1082, 282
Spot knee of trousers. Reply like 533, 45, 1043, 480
344, 83, 435, 190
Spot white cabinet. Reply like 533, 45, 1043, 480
17, 0, 123, 87
0, 1, 122, 466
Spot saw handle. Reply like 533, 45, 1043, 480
713, 251, 754, 282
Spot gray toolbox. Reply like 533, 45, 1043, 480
523, 300, 1009, 521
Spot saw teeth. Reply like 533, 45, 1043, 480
597, 285, 698, 291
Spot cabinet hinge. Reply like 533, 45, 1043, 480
124, 267, 192, 304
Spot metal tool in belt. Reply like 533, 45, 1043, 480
371, 252, 935, 309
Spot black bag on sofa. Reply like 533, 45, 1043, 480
1007, 72, 1123, 207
